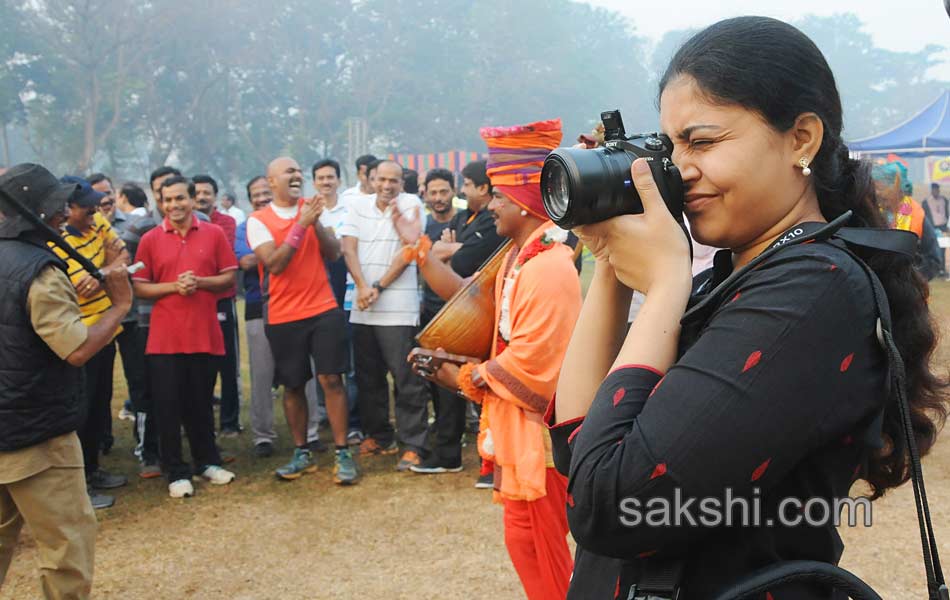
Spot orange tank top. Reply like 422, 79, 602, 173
253, 202, 338, 325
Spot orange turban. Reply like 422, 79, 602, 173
480, 119, 562, 219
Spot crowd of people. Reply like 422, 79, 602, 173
57, 153, 527, 505
0, 115, 587, 597
2, 16, 949, 600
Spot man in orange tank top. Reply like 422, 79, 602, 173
246, 157, 359, 485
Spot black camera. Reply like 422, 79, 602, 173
540, 110, 685, 229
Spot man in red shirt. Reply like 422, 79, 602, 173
246, 157, 358, 485
132, 176, 238, 499
192, 174, 242, 437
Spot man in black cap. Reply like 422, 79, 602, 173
0, 163, 132, 598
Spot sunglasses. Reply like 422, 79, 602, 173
99, 200, 115, 208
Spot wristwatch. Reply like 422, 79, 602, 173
372, 280, 385, 292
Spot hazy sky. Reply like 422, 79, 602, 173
583, 0, 950, 78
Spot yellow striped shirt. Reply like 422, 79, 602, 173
49, 212, 124, 330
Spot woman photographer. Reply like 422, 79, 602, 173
548, 16, 948, 599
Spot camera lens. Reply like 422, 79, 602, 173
540, 157, 571, 222
541, 146, 639, 229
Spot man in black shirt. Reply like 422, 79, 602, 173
432, 160, 505, 278
420, 169, 457, 318
411, 162, 506, 476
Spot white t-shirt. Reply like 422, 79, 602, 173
246, 203, 300, 249
340, 186, 373, 205
222, 205, 246, 225
319, 197, 349, 234
320, 197, 356, 311
339, 193, 424, 327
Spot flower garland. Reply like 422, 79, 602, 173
513, 226, 569, 272
498, 226, 569, 345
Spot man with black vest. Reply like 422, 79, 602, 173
0, 163, 132, 598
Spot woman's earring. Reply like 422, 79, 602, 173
799, 156, 812, 176
520, 209, 528, 217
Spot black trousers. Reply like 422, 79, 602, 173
352, 324, 429, 454
133, 324, 159, 465
421, 308, 466, 464
103, 321, 147, 450
149, 353, 222, 482
216, 298, 241, 432
79, 341, 116, 475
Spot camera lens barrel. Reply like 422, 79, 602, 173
541, 146, 638, 229
540, 137, 684, 230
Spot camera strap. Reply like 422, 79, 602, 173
639, 212, 947, 600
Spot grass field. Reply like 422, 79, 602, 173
2, 277, 949, 599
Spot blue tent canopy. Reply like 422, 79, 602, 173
849, 90, 950, 157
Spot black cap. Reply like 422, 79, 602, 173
0, 163, 80, 238
60, 175, 106, 208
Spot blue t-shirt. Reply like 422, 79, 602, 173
234, 221, 263, 319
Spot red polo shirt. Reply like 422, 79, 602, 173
210, 209, 238, 300
133, 215, 238, 355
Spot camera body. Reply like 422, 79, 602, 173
540, 110, 685, 229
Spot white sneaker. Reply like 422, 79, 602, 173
168, 479, 194, 498
201, 465, 235, 485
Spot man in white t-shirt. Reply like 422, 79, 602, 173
339, 160, 430, 472
220, 192, 246, 225
339, 154, 377, 203
311, 158, 362, 444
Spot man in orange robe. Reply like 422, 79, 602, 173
418, 119, 581, 600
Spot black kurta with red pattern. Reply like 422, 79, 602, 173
547, 223, 888, 600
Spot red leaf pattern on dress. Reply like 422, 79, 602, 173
613, 388, 625, 406
840, 353, 854, 372
751, 458, 771, 482
743, 351, 762, 373
650, 463, 667, 480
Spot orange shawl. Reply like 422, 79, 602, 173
468, 222, 581, 502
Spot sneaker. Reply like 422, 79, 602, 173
218, 428, 241, 439
410, 455, 463, 474
358, 437, 398, 456
334, 448, 360, 485
87, 487, 115, 509
346, 429, 365, 445
201, 465, 236, 485
474, 473, 494, 489
275, 448, 317, 480
396, 450, 422, 472
253, 441, 274, 458
118, 407, 135, 422
168, 479, 195, 498
86, 468, 128, 490
308, 439, 328, 454
139, 463, 162, 479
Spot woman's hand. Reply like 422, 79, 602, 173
575, 159, 691, 294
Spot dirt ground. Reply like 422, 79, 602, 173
2, 282, 949, 599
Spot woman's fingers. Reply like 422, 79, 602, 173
630, 158, 665, 215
